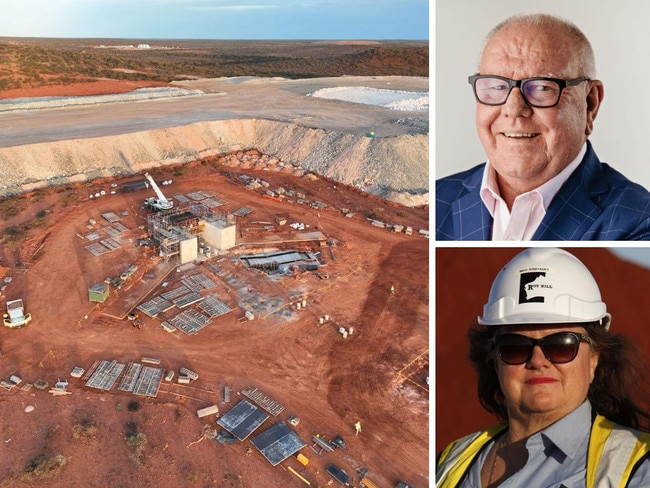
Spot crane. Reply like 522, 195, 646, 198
143, 172, 173, 211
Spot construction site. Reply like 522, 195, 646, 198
73, 170, 336, 330
0, 155, 429, 488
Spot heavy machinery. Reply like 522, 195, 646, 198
143, 172, 173, 211
3, 298, 32, 328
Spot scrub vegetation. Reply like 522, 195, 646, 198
0, 39, 428, 91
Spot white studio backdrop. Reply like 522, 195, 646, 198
435, 0, 650, 192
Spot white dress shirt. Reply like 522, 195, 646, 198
480, 143, 587, 240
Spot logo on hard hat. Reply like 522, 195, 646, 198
519, 270, 553, 304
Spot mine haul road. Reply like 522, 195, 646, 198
0, 76, 429, 148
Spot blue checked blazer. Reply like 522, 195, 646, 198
436, 142, 650, 240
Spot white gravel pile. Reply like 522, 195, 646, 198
0, 87, 204, 113
308, 86, 428, 111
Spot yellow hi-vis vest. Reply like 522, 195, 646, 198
436, 415, 650, 488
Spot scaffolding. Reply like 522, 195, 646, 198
147, 204, 235, 261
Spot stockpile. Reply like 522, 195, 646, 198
0, 119, 428, 205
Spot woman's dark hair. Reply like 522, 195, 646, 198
468, 321, 650, 431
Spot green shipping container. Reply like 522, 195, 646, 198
88, 283, 109, 303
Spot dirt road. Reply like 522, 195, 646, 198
0, 76, 429, 148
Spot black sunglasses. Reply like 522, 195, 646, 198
493, 332, 592, 365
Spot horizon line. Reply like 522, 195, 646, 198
0, 35, 429, 43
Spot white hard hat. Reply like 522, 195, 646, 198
478, 248, 611, 329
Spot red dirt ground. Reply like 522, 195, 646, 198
436, 248, 650, 456
0, 80, 172, 100
0, 150, 429, 487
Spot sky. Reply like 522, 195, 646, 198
0, 0, 429, 40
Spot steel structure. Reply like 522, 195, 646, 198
147, 204, 234, 261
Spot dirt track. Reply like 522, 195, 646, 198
0, 158, 429, 487
0, 76, 428, 148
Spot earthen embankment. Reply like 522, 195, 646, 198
0, 118, 428, 205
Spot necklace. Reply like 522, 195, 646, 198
486, 435, 506, 488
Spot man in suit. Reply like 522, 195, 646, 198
436, 14, 650, 240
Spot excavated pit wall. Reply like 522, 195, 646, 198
0, 119, 428, 205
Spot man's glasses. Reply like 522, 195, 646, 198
493, 331, 592, 365
468, 75, 590, 108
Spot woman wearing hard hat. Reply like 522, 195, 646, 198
436, 248, 650, 488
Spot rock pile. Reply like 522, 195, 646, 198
0, 119, 428, 206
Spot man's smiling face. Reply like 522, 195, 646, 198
475, 22, 599, 198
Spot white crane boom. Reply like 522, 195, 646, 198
144, 172, 173, 211
145, 172, 169, 203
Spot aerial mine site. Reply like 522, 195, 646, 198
0, 39, 429, 487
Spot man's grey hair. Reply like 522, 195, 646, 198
481, 13, 597, 78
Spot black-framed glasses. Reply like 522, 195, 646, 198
493, 332, 592, 365
468, 75, 590, 108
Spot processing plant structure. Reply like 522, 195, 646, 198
147, 203, 237, 264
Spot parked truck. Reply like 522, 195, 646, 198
143, 172, 173, 211
3, 299, 32, 328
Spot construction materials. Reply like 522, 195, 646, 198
242, 386, 285, 416
117, 363, 164, 397
161, 322, 176, 333
138, 296, 175, 318
288, 466, 311, 486
361, 477, 380, 488
85, 238, 122, 256
179, 367, 199, 380
169, 309, 211, 335
217, 399, 270, 441
196, 405, 220, 418
325, 464, 350, 485
120, 264, 139, 281
250, 421, 306, 466
49, 378, 70, 396
199, 295, 233, 318
85, 360, 125, 390
49, 388, 72, 396
311, 434, 335, 453
215, 431, 237, 444
70, 367, 85, 378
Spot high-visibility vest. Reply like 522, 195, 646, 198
436, 414, 650, 488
